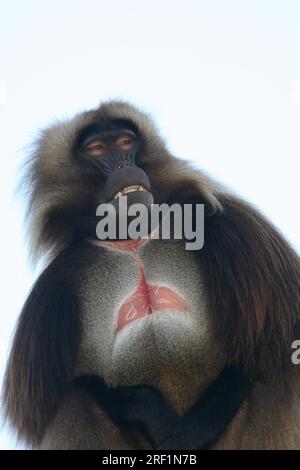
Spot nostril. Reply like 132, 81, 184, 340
117, 160, 131, 169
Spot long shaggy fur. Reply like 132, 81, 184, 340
21, 101, 221, 265
3, 100, 300, 446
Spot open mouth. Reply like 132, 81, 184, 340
114, 185, 147, 199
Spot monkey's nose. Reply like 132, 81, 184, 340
117, 160, 131, 169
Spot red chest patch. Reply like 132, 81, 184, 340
97, 239, 188, 332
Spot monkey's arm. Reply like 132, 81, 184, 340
201, 194, 300, 378
2, 245, 89, 447
39, 386, 135, 450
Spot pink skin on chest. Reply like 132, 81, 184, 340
98, 239, 188, 332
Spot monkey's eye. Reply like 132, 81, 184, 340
115, 135, 134, 149
85, 140, 107, 157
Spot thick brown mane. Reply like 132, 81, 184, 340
201, 195, 300, 381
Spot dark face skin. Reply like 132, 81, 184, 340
75, 119, 154, 239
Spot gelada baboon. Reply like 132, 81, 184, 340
3, 100, 300, 449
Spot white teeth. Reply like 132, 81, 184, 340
114, 185, 147, 199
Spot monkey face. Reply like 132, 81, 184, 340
75, 238, 225, 389
24, 101, 221, 263
75, 118, 154, 220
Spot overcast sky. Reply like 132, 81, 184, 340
1, 0, 300, 449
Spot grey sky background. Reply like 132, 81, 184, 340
1, 0, 300, 449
